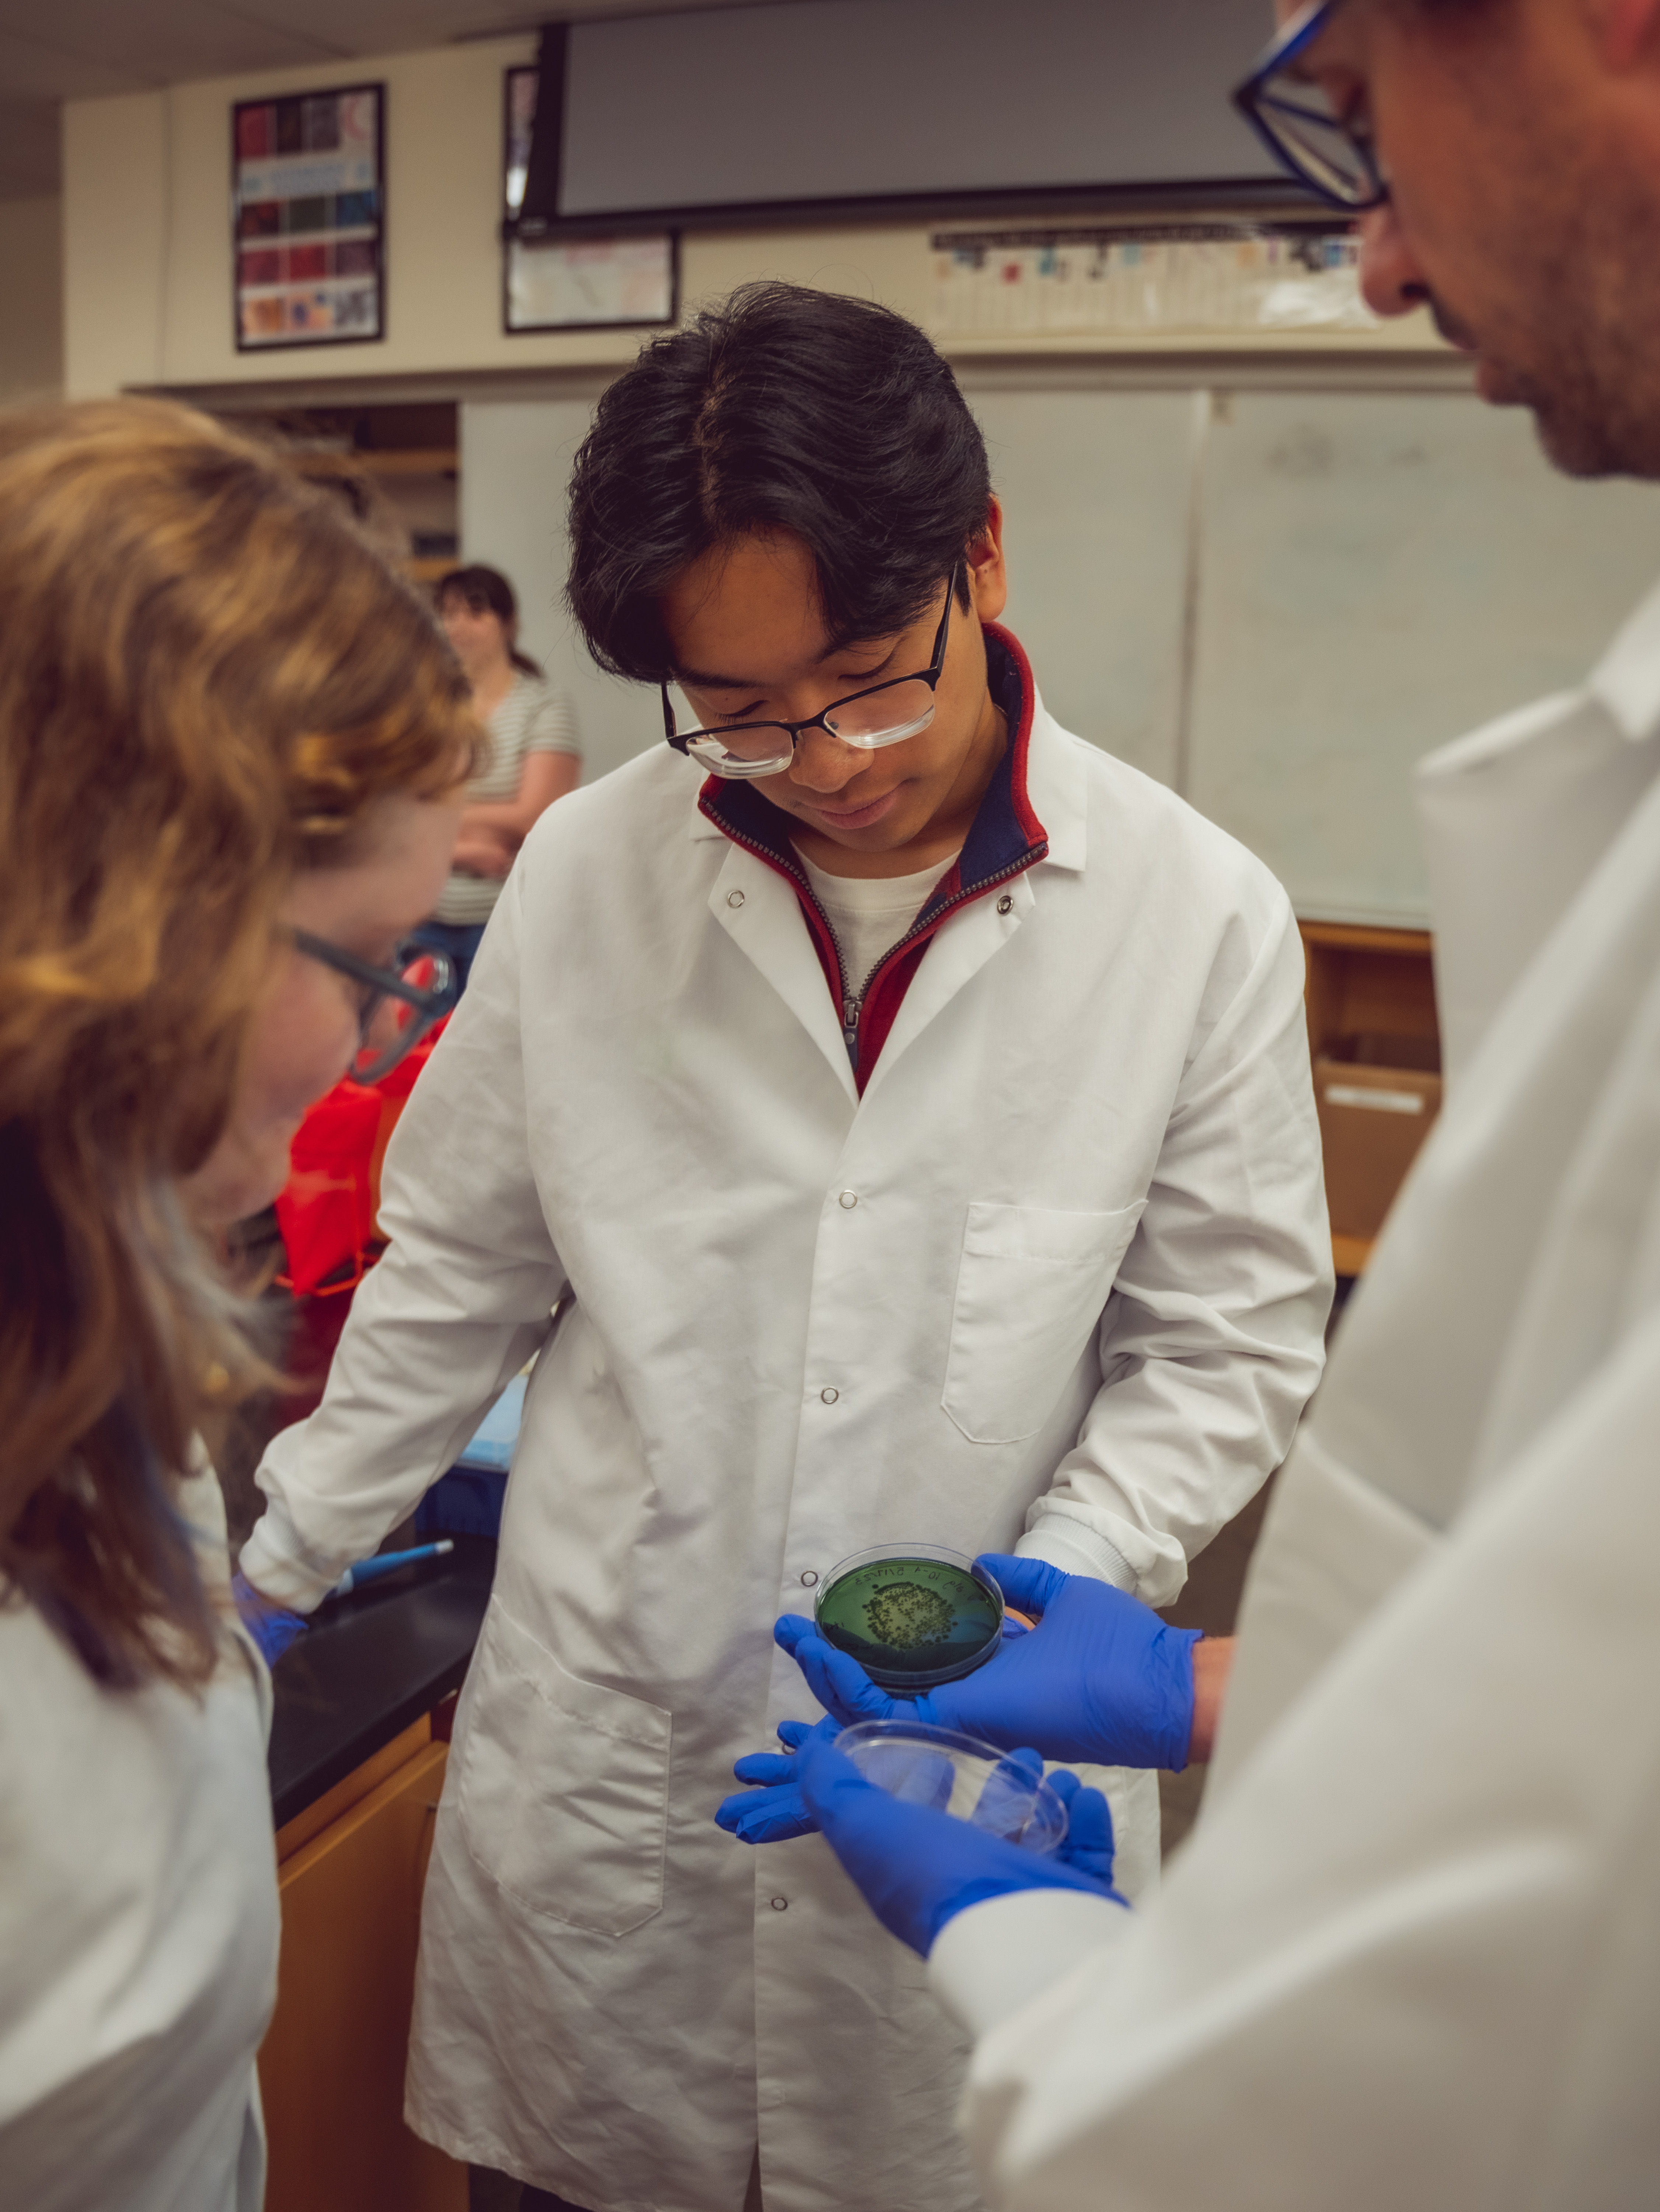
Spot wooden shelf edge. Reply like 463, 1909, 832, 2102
1299, 920, 1433, 955
293, 449, 458, 478
275, 1714, 432, 1866
402, 557, 458, 582
1332, 1231, 1374, 1279
276, 1738, 449, 1892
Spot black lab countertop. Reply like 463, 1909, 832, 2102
266, 1535, 495, 1830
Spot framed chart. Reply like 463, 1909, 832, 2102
502, 65, 676, 334
233, 84, 385, 352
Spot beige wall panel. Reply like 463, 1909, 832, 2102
681, 225, 934, 326
63, 95, 167, 398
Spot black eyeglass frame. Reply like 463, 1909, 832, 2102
660, 565, 961, 779
1231, 0, 1389, 214
291, 929, 456, 1085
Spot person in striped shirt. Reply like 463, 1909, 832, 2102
418, 563, 582, 992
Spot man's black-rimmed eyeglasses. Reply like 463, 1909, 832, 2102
292, 931, 455, 1086
1232, 0, 1388, 212
662, 566, 960, 780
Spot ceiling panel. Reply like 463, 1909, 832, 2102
0, 0, 798, 198
198, 0, 519, 51
200, 0, 782, 44
1, 3, 342, 84
0, 24, 156, 101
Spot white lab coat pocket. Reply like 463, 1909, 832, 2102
942, 1201, 1146, 1445
454, 1603, 671, 1937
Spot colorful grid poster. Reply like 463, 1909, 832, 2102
233, 85, 384, 351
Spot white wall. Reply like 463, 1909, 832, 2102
61, 36, 1447, 400
0, 197, 65, 404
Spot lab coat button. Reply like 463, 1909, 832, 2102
799, 1570, 819, 1587
820, 1387, 838, 1404
727, 890, 745, 908
997, 894, 1014, 915
770, 1896, 788, 1911
838, 1190, 858, 1209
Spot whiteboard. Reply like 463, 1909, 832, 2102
965, 381, 1194, 785
1186, 392, 1660, 921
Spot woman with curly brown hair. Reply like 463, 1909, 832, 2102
0, 397, 474, 2208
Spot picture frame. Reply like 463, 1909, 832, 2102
502, 65, 677, 334
233, 83, 386, 352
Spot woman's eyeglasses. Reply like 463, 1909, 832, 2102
291, 931, 455, 1085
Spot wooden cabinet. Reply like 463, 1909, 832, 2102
261, 1717, 467, 2212
1300, 922, 1442, 1278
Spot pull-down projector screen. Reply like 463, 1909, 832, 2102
543, 0, 1290, 232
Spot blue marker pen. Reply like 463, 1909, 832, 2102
329, 1539, 454, 1599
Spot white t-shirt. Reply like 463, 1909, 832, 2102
797, 849, 960, 1000
0, 1463, 279, 2212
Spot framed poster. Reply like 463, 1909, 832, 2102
233, 84, 385, 351
502, 65, 676, 333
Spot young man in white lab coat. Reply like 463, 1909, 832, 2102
238, 282, 1332, 2212
739, 5, 1660, 2207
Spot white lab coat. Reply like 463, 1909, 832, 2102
243, 642, 1330, 2212
0, 1465, 278, 2212
934, 582, 1660, 2211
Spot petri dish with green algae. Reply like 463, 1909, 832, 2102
813, 1544, 1004, 1692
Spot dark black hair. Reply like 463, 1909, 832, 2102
565, 281, 991, 683
436, 562, 543, 677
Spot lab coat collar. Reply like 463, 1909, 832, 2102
692, 622, 1062, 1093
1589, 573, 1660, 742
952, 621, 1053, 886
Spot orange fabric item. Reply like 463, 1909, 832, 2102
273, 1024, 447, 1297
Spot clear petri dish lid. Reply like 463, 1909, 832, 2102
836, 1719, 1068, 1855
813, 1543, 1004, 1691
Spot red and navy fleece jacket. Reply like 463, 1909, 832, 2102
696, 623, 1051, 1093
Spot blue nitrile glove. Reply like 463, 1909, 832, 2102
795, 1733, 1125, 1957
231, 1569, 308, 1668
715, 1717, 840, 1844
1045, 1769, 1117, 1884
776, 1552, 1200, 1771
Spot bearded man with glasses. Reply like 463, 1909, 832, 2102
237, 278, 1332, 2212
